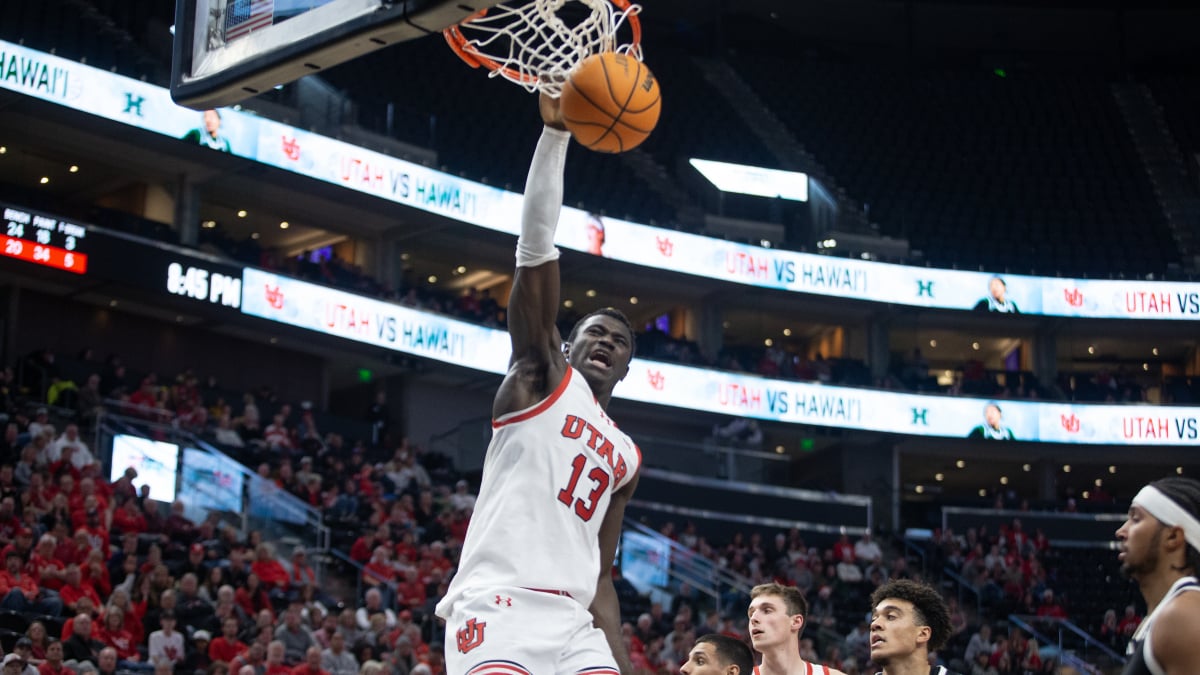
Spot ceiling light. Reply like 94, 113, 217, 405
629, 297, 638, 305
563, 299, 574, 308
68, 165, 79, 173
250, 232, 260, 240
108, 300, 118, 307
764, 338, 774, 347
999, 476, 1008, 485
971, 342, 980, 350
427, 275, 438, 284
1108, 465, 1116, 474
1082, 491, 1090, 499
915, 485, 924, 494
956, 460, 965, 469
1142, 363, 1149, 371
1063, 464, 1071, 473
929, 339, 938, 348
0, 147, 6, 154
1152, 347, 1159, 356
1178, 467, 1185, 475
586, 289, 597, 298
400, 253, 410, 261
978, 489, 987, 497
38, 177, 49, 184
783, 328, 792, 337
279, 221, 289, 229
201, 220, 216, 229
1087, 345, 1095, 355
1023, 463, 1031, 472
774, 445, 784, 454
237, 210, 247, 218
1094, 478, 1103, 487
455, 265, 467, 274
934, 473, 944, 482
269, 337, 278, 344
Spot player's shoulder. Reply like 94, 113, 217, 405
1154, 588, 1200, 647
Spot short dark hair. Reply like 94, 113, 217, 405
870, 579, 952, 652
1149, 476, 1200, 573
566, 308, 636, 356
750, 582, 808, 618
694, 634, 754, 675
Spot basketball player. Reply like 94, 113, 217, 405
682, 634, 755, 675
747, 583, 847, 675
868, 579, 959, 675
434, 94, 641, 675
1115, 477, 1200, 674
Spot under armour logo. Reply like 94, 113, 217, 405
917, 280, 934, 298
494, 595, 511, 607
455, 617, 485, 654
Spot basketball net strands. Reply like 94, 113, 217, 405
443, 0, 644, 97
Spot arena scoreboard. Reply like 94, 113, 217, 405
0, 203, 88, 274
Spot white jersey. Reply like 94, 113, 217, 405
436, 367, 641, 615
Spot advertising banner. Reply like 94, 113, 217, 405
3, 39, 1200, 320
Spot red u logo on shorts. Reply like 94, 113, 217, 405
456, 617, 486, 654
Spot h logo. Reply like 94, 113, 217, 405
124, 93, 145, 117
917, 280, 934, 298
911, 408, 928, 425
456, 618, 486, 654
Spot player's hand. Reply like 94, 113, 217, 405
539, 92, 567, 131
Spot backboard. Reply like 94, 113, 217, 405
171, 0, 502, 110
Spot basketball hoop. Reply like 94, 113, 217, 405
444, 0, 643, 97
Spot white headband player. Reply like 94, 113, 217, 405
1133, 485, 1200, 553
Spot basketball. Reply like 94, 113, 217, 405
560, 52, 661, 154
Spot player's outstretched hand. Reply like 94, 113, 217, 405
539, 92, 567, 131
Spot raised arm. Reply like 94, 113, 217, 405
496, 96, 571, 415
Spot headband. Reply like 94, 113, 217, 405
1133, 485, 1200, 553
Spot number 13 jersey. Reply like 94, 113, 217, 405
436, 367, 642, 616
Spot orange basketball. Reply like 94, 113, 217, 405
560, 52, 661, 154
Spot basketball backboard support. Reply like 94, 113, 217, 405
171, 0, 502, 110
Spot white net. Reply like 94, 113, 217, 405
446, 0, 643, 97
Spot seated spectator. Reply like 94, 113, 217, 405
854, 532, 882, 565
1118, 604, 1142, 638
354, 589, 396, 631
98, 607, 139, 664
149, 611, 186, 667
236, 574, 273, 620
13, 638, 39, 674
50, 426, 95, 471
264, 642, 290, 675
37, 641, 69, 675
0, 551, 62, 615
273, 608, 315, 666
229, 643, 266, 675
112, 498, 148, 536
291, 647, 327, 675
60, 565, 102, 614
26, 623, 50, 661
183, 631, 214, 675
320, 633, 356, 675
62, 613, 103, 667
251, 546, 290, 592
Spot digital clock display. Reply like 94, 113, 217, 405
1, 205, 88, 274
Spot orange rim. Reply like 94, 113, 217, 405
442, 0, 643, 86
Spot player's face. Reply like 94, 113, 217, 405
869, 597, 928, 665
747, 594, 800, 651
680, 642, 728, 675
989, 278, 1006, 302
1116, 504, 1165, 579
204, 110, 222, 135
985, 405, 1002, 429
567, 314, 632, 388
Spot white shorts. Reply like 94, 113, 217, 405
441, 586, 618, 675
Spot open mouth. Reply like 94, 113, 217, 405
871, 636, 886, 648
750, 629, 764, 639
588, 350, 612, 369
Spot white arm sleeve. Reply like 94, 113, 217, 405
516, 126, 571, 268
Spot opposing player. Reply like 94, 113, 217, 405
682, 634, 755, 675
1115, 477, 1200, 675
747, 583, 847, 675
434, 94, 642, 675
868, 580, 960, 675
